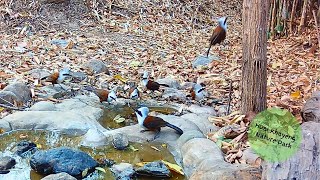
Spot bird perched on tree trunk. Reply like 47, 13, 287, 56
41, 68, 71, 86
134, 107, 183, 140
141, 71, 169, 92
206, 17, 228, 57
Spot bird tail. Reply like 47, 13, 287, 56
40, 76, 48, 80
206, 45, 212, 57
159, 83, 169, 87
165, 123, 183, 135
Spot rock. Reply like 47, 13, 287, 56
28, 69, 51, 79
184, 104, 217, 116
84, 59, 109, 74
0, 95, 104, 135
192, 55, 219, 68
301, 91, 320, 122
0, 91, 19, 106
37, 85, 71, 99
181, 113, 218, 134
110, 163, 135, 180
112, 133, 129, 150
176, 130, 204, 149
0, 156, 16, 174
217, 105, 229, 117
136, 161, 170, 178
29, 101, 56, 111
180, 82, 195, 90
30, 147, 98, 179
181, 138, 261, 179
156, 77, 181, 89
262, 122, 320, 180
81, 128, 110, 147
41, 172, 77, 180
70, 71, 87, 82
98, 158, 115, 167
162, 88, 187, 101
13, 140, 37, 157
1, 82, 31, 104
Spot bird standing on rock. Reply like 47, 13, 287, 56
206, 17, 228, 57
85, 87, 117, 103
141, 71, 169, 92
41, 68, 71, 86
134, 107, 183, 140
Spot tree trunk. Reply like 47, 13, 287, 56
241, 0, 269, 114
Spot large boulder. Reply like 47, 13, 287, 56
30, 147, 98, 179
0, 82, 31, 105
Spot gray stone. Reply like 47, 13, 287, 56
181, 113, 218, 134
84, 59, 109, 74
0, 91, 19, 105
180, 82, 195, 90
156, 77, 181, 89
41, 172, 77, 180
192, 55, 219, 68
30, 147, 98, 179
29, 101, 56, 111
110, 163, 135, 180
112, 133, 129, 150
184, 104, 217, 116
162, 88, 187, 101
70, 71, 87, 82
217, 105, 228, 117
0, 156, 16, 174
262, 122, 320, 180
2, 82, 31, 104
28, 69, 51, 79
136, 161, 170, 178
81, 129, 110, 147
177, 130, 204, 149
12, 140, 37, 157
37, 85, 71, 99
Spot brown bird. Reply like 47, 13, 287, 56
41, 68, 70, 86
129, 87, 140, 100
206, 17, 228, 57
134, 107, 183, 140
94, 89, 117, 103
141, 71, 169, 92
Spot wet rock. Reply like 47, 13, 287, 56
162, 88, 187, 101
97, 158, 115, 167
301, 91, 320, 123
112, 133, 129, 150
81, 128, 110, 147
41, 172, 77, 180
181, 113, 218, 134
30, 147, 98, 179
192, 55, 219, 68
136, 161, 170, 178
156, 77, 181, 89
0, 156, 16, 174
28, 69, 51, 79
110, 163, 135, 180
29, 101, 56, 111
84, 59, 109, 74
13, 140, 37, 157
0, 91, 19, 106
177, 130, 204, 149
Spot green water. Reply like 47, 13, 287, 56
0, 130, 184, 180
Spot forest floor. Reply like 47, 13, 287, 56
0, 0, 319, 120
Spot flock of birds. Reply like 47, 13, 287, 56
39, 16, 228, 139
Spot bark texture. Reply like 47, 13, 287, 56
241, 0, 269, 114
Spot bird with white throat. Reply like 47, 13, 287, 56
206, 17, 228, 57
134, 107, 183, 140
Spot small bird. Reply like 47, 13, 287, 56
206, 17, 228, 57
189, 83, 206, 101
134, 107, 183, 140
129, 87, 140, 100
41, 68, 71, 86
85, 87, 117, 103
141, 72, 169, 92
